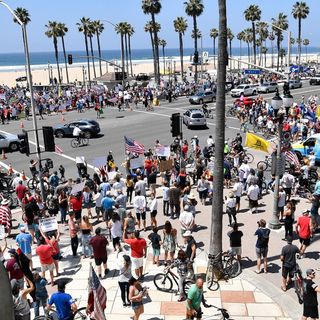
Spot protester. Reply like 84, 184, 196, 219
108, 212, 122, 251
68, 211, 78, 257
171, 249, 189, 301
16, 226, 33, 269
227, 223, 243, 262
296, 210, 313, 259
133, 190, 147, 231
6, 249, 25, 289
36, 237, 55, 286
162, 220, 177, 266
148, 227, 161, 266
129, 276, 145, 320
302, 269, 320, 320
254, 219, 270, 274
80, 215, 93, 258
33, 271, 48, 317
117, 254, 132, 306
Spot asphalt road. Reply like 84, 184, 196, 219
1, 81, 320, 177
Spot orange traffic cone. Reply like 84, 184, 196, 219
1, 149, 7, 160
21, 170, 27, 181
20, 121, 24, 128
61, 114, 65, 123
8, 164, 13, 175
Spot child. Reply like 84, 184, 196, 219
33, 272, 48, 317
148, 227, 161, 266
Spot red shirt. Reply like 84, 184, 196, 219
6, 258, 24, 280
45, 238, 59, 254
69, 197, 83, 211
36, 244, 54, 265
297, 215, 311, 239
124, 238, 146, 258
16, 184, 27, 200
89, 235, 108, 258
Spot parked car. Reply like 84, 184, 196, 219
231, 84, 257, 97
233, 97, 253, 107
53, 119, 100, 138
0, 133, 21, 152
289, 79, 303, 89
136, 73, 151, 81
257, 82, 279, 93
309, 74, 320, 85
188, 91, 216, 104
183, 109, 207, 128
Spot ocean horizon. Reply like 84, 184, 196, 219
0, 47, 319, 69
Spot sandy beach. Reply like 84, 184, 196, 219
0, 53, 318, 87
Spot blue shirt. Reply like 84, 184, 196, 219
48, 292, 74, 320
101, 196, 115, 210
100, 182, 111, 197
16, 233, 32, 254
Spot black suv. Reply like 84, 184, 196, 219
53, 119, 100, 138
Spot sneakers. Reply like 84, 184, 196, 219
104, 269, 110, 276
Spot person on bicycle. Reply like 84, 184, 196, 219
72, 124, 82, 143
47, 281, 77, 320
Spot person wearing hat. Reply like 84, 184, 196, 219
280, 235, 300, 292
247, 178, 260, 214
11, 277, 34, 320
179, 206, 195, 236
186, 193, 197, 216
225, 192, 237, 226
302, 269, 320, 320
254, 219, 270, 274
296, 209, 313, 259
6, 248, 25, 289
0, 198, 12, 236
183, 230, 196, 279
116, 188, 127, 209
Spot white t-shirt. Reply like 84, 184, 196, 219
207, 137, 214, 147
239, 164, 251, 179
278, 191, 286, 208
73, 127, 82, 137
247, 185, 259, 200
226, 198, 236, 208
233, 182, 243, 197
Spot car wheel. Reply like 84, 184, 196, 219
266, 89, 269, 93
83, 131, 92, 139
199, 99, 203, 104
9, 142, 19, 152
253, 90, 256, 95
55, 130, 64, 138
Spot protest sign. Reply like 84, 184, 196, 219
155, 146, 170, 157
39, 217, 58, 232
159, 159, 173, 172
71, 182, 85, 195
130, 157, 144, 169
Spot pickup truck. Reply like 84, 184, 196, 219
292, 133, 320, 164
230, 84, 257, 97
309, 74, 320, 85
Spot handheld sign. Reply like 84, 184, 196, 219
39, 217, 58, 233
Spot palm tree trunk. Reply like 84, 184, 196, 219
84, 33, 91, 88
120, 34, 125, 86
210, 0, 227, 256
271, 40, 274, 68
151, 14, 160, 84
21, 27, 30, 88
124, 34, 129, 78
53, 37, 61, 84
229, 39, 232, 70
298, 18, 301, 67
252, 22, 256, 65
193, 15, 198, 83
264, 52, 267, 67
247, 42, 250, 63
162, 46, 165, 75
149, 31, 156, 81
213, 38, 216, 69
179, 33, 184, 80
96, 32, 103, 76
238, 40, 242, 69
277, 35, 280, 71
128, 35, 133, 77
61, 36, 69, 83
89, 36, 96, 79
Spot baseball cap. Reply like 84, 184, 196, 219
183, 230, 192, 237
306, 269, 315, 276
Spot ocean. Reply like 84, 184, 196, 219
0, 47, 319, 71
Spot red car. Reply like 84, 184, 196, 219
233, 97, 253, 108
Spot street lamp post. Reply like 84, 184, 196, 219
0, 1, 45, 201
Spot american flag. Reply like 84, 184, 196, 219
54, 145, 63, 154
88, 265, 107, 320
285, 150, 301, 169
124, 136, 145, 154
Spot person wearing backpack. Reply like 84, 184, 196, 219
254, 219, 270, 274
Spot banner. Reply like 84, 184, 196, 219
39, 217, 58, 232
71, 182, 85, 195
245, 133, 270, 153
159, 159, 173, 172
130, 157, 144, 169
155, 146, 170, 157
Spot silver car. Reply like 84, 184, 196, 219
188, 91, 216, 104
257, 82, 279, 93
183, 109, 207, 128
0, 133, 21, 152
289, 79, 303, 89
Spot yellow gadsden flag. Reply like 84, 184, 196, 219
245, 132, 270, 153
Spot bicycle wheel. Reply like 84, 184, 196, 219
205, 264, 219, 291
153, 273, 173, 292
294, 274, 304, 304
244, 152, 254, 163
73, 307, 88, 319
71, 139, 79, 148
81, 138, 89, 146
183, 279, 194, 296
224, 257, 241, 278
257, 161, 268, 172
27, 177, 36, 190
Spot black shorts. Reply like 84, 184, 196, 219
235, 196, 240, 205
303, 305, 319, 318
283, 187, 292, 196
94, 256, 107, 266
74, 209, 82, 220
112, 237, 120, 248
282, 266, 294, 278
150, 210, 157, 218
249, 199, 258, 208
103, 209, 113, 221
48, 208, 58, 216
136, 211, 146, 221
299, 237, 311, 246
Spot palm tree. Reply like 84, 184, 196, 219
191, 28, 202, 40
227, 28, 234, 66
236, 31, 244, 69
272, 13, 288, 71
13, 7, 31, 86
87, 22, 97, 79
261, 46, 268, 67
145, 21, 157, 80
158, 39, 167, 75
92, 20, 104, 77
303, 38, 310, 61
174, 17, 188, 80
242, 28, 253, 63
290, 37, 295, 46
57, 23, 69, 83
269, 32, 275, 68
279, 48, 286, 69
45, 21, 61, 84
256, 21, 269, 65
77, 17, 91, 87
244, 4, 261, 65
292, 1, 310, 67
127, 24, 135, 76
210, 28, 218, 69
142, 0, 162, 83
122, 22, 131, 77
115, 22, 127, 85
185, 0, 204, 83
210, 0, 227, 256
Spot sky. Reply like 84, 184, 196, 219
0, 0, 318, 53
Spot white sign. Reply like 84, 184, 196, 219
202, 51, 209, 59
0, 94, 6, 101
107, 171, 117, 181
0, 225, 5, 240
71, 182, 85, 195
130, 157, 144, 169
93, 156, 107, 168
40, 217, 58, 232
155, 146, 170, 158
75, 156, 85, 164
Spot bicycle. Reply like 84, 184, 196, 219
71, 137, 89, 148
293, 262, 304, 304
205, 251, 241, 291
153, 266, 194, 296
27, 176, 49, 192
192, 304, 230, 320
257, 155, 272, 172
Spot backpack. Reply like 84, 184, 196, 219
259, 228, 270, 247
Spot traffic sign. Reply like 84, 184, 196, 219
244, 69, 261, 75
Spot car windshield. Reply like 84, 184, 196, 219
88, 120, 99, 126
191, 113, 204, 118
195, 92, 204, 96
236, 85, 245, 89
260, 84, 269, 86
